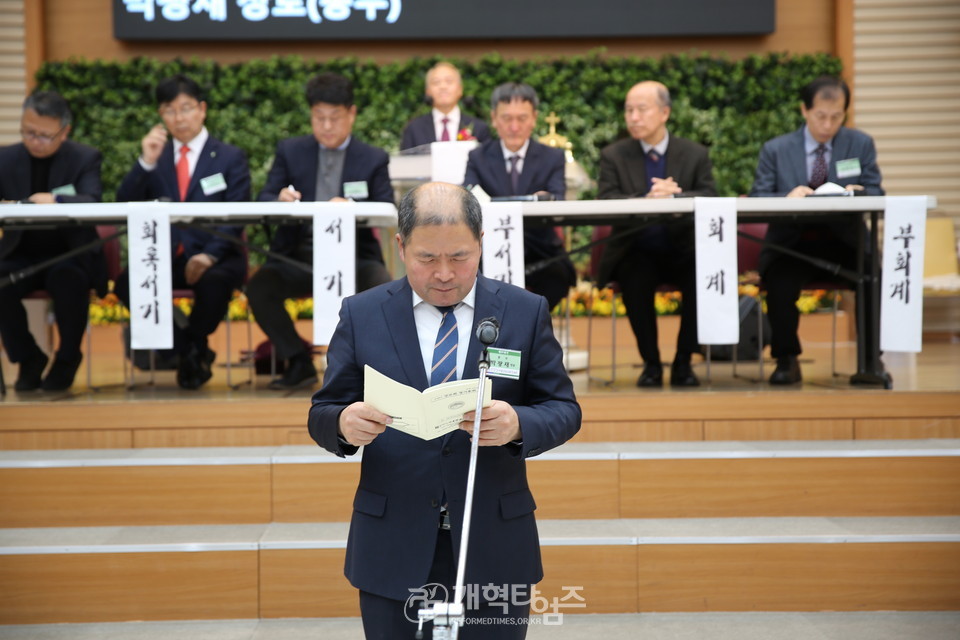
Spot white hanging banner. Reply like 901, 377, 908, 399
694, 197, 739, 344
481, 202, 525, 290
880, 196, 927, 353
127, 206, 173, 349
313, 208, 357, 346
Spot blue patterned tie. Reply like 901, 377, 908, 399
431, 306, 458, 386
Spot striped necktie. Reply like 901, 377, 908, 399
431, 305, 458, 386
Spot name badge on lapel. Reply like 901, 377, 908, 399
200, 172, 227, 196
343, 180, 369, 200
486, 347, 522, 380
51, 184, 77, 197
835, 158, 862, 179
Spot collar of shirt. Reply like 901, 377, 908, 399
803, 125, 833, 157
640, 130, 670, 157
320, 135, 351, 152
411, 278, 478, 384
433, 106, 461, 140
172, 126, 209, 178
500, 139, 531, 175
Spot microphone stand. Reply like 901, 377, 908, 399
416, 343, 492, 639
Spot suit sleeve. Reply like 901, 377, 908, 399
307, 298, 362, 458
202, 147, 250, 259
472, 119, 491, 143
258, 141, 291, 202
546, 150, 566, 200
749, 141, 786, 197
59, 148, 103, 204
367, 149, 395, 204
116, 160, 155, 202
855, 137, 884, 196
513, 295, 582, 458
400, 121, 417, 151
684, 146, 718, 197
598, 146, 642, 199
463, 152, 480, 189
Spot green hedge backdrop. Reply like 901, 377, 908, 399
35, 51, 841, 267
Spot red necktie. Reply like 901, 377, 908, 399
177, 145, 191, 202
440, 117, 451, 142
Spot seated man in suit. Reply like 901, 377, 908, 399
0, 90, 106, 391
463, 82, 576, 311
116, 74, 250, 390
249, 72, 393, 390
309, 181, 581, 639
750, 76, 884, 385
597, 81, 717, 387
400, 61, 490, 150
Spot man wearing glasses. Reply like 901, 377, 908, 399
0, 90, 107, 392
116, 74, 250, 390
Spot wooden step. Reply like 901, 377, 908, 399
3, 441, 959, 528
1, 517, 958, 623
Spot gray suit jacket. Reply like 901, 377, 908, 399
749, 125, 884, 273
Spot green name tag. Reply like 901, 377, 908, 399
487, 347, 521, 380
343, 180, 369, 200
835, 158, 861, 179
51, 184, 77, 197
200, 172, 227, 196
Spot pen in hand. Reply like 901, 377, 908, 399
285, 184, 301, 203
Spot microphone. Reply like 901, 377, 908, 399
475, 317, 500, 346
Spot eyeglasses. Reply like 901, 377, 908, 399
160, 103, 200, 119
21, 125, 67, 144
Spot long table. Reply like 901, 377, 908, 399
1, 196, 939, 388
508, 195, 939, 388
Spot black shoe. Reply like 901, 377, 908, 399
177, 344, 213, 390
637, 363, 663, 387
770, 356, 802, 385
269, 353, 318, 390
670, 360, 700, 387
15, 350, 49, 392
41, 355, 82, 391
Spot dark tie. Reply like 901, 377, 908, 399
176, 145, 190, 202
809, 144, 828, 189
648, 150, 660, 163
430, 306, 458, 386
508, 155, 521, 194
440, 117, 451, 142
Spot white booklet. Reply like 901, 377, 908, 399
363, 365, 493, 441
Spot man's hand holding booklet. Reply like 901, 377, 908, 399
363, 365, 493, 440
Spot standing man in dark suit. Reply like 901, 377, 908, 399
0, 91, 106, 391
750, 76, 884, 385
597, 81, 717, 387
309, 181, 581, 639
463, 82, 576, 311
400, 61, 490, 150
249, 72, 393, 390
116, 74, 250, 390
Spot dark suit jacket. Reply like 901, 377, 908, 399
464, 138, 569, 266
258, 135, 391, 264
400, 112, 491, 150
308, 274, 581, 601
749, 125, 884, 273
116, 135, 249, 280
0, 140, 107, 295
596, 135, 717, 287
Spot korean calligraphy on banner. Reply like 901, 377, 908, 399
313, 209, 356, 346
127, 206, 173, 349
481, 202, 525, 291
880, 196, 927, 353
694, 198, 739, 345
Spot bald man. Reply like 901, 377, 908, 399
596, 81, 717, 387
400, 61, 490, 150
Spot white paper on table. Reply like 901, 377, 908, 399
694, 197, 740, 344
430, 140, 478, 184
313, 209, 356, 346
880, 196, 927, 353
